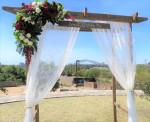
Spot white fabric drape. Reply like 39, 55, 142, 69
92, 22, 137, 122
24, 23, 79, 122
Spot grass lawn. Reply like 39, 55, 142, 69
0, 96, 150, 122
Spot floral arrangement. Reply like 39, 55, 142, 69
13, 0, 75, 64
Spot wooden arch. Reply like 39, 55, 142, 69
2, 6, 148, 122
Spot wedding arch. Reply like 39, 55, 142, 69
2, 2, 148, 122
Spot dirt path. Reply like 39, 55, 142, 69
0, 86, 26, 96
0, 89, 144, 104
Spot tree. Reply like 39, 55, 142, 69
0, 65, 26, 84
136, 65, 148, 74
140, 80, 150, 101
83, 69, 100, 78
135, 65, 150, 83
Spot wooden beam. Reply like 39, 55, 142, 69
2, 6, 148, 23
2, 6, 20, 15
59, 21, 110, 29
112, 75, 117, 122
114, 102, 128, 114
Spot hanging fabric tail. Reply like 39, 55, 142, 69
23, 108, 34, 122
127, 92, 138, 122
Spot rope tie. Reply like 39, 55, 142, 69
24, 106, 32, 113
24, 106, 38, 119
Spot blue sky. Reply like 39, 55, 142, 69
0, 0, 150, 65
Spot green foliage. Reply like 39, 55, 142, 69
140, 81, 150, 101
135, 65, 150, 83
101, 78, 111, 83
44, 0, 48, 3
16, 12, 25, 21
73, 69, 86, 77
83, 69, 100, 78
0, 87, 8, 95
65, 68, 76, 76
60, 83, 71, 87
99, 70, 112, 79
52, 80, 60, 91
0, 65, 26, 84
136, 65, 148, 74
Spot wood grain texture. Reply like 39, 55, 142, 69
112, 75, 117, 122
2, 6, 148, 23
114, 102, 128, 114
59, 21, 110, 29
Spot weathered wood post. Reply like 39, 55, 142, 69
112, 75, 117, 122
76, 60, 78, 79
35, 104, 39, 122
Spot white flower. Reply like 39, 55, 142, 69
26, 33, 31, 38
25, 18, 27, 21
28, 16, 31, 21
22, 17, 25, 20
31, 21, 35, 25
57, 6, 61, 11
34, 5, 39, 9
63, 9, 67, 16
28, 41, 33, 46
32, 2, 36, 6
19, 35, 25, 40
37, 2, 42, 6
23, 38, 29, 43
36, 8, 41, 13
19, 33, 23, 36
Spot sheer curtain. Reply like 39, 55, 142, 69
92, 22, 137, 122
24, 23, 79, 122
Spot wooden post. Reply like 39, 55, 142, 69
76, 60, 78, 79
112, 75, 117, 122
35, 104, 39, 122
83, 7, 87, 17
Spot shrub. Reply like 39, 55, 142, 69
140, 81, 150, 101
100, 71, 112, 79
83, 69, 100, 78
60, 83, 71, 87
101, 78, 111, 83
52, 81, 60, 91
0, 65, 26, 84
66, 68, 75, 76
135, 65, 150, 83
73, 69, 86, 77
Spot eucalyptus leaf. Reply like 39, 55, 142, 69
15, 36, 19, 40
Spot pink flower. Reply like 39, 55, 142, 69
65, 15, 75, 21
23, 3, 33, 9
22, 3, 34, 13
43, 3, 49, 9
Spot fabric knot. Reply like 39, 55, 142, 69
24, 106, 32, 113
